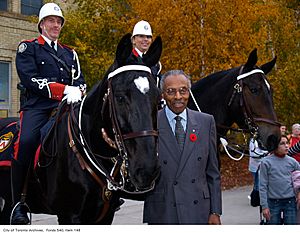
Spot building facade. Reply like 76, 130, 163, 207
0, 0, 42, 118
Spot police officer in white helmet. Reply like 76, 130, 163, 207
131, 20, 162, 78
11, 2, 86, 224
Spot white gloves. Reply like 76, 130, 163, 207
63, 85, 82, 104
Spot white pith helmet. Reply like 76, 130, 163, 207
132, 20, 152, 37
38, 3, 64, 33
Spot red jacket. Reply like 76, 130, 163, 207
288, 135, 300, 162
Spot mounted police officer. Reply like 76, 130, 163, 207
131, 20, 162, 80
11, 2, 86, 224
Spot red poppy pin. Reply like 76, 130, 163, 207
189, 133, 197, 142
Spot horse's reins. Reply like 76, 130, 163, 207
67, 110, 112, 223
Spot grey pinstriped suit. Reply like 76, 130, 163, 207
143, 107, 222, 224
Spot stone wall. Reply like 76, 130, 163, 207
0, 2, 38, 117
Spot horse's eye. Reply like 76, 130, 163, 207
250, 88, 258, 94
115, 96, 125, 104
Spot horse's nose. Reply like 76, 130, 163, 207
133, 164, 161, 189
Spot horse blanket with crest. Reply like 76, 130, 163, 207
0, 121, 18, 167
0, 114, 57, 168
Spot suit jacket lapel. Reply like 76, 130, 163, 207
176, 109, 200, 177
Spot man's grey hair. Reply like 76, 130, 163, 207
292, 123, 300, 130
160, 70, 192, 90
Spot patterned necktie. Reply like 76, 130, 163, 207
51, 41, 56, 54
175, 116, 185, 152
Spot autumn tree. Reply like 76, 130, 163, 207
50, 0, 299, 127
126, 0, 300, 126
58, 0, 132, 89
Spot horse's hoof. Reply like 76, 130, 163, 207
11, 205, 29, 225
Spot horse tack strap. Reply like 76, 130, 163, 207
122, 130, 158, 140
67, 115, 108, 189
253, 117, 281, 126
236, 69, 264, 80
67, 115, 111, 223
108, 65, 151, 79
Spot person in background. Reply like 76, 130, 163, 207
288, 141, 300, 157
143, 70, 222, 224
131, 20, 162, 78
11, 2, 86, 224
248, 138, 268, 196
287, 123, 300, 162
280, 125, 287, 136
259, 135, 300, 224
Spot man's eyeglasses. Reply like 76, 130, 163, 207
164, 87, 189, 96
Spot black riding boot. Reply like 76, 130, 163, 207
10, 159, 30, 225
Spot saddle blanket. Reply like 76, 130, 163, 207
0, 121, 18, 167
0, 117, 56, 167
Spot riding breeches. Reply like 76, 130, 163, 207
14, 109, 52, 168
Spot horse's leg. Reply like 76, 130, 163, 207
57, 213, 86, 225
57, 215, 76, 225
0, 199, 12, 224
0, 169, 12, 224
99, 210, 115, 225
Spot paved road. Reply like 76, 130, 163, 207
30, 185, 264, 225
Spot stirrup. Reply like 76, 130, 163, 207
10, 202, 32, 225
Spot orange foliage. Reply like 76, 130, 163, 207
54, 0, 299, 126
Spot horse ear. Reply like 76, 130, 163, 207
116, 33, 133, 66
143, 36, 162, 67
244, 48, 258, 71
260, 56, 277, 75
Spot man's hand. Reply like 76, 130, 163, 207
296, 191, 300, 209
208, 213, 221, 225
262, 208, 271, 221
63, 85, 82, 104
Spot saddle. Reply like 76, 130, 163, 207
39, 102, 71, 162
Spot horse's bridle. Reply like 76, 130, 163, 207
65, 65, 159, 222
69, 66, 159, 191
227, 66, 281, 140
101, 65, 159, 193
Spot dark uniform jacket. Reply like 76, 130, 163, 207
143, 108, 222, 224
132, 48, 162, 78
16, 35, 86, 110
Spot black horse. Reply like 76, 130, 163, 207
0, 33, 162, 224
188, 48, 281, 154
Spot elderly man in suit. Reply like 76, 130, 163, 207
143, 70, 222, 224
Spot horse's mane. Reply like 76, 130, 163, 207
191, 67, 239, 91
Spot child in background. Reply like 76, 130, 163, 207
259, 135, 300, 224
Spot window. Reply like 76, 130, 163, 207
0, 62, 10, 116
21, 0, 42, 16
0, 0, 8, 11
